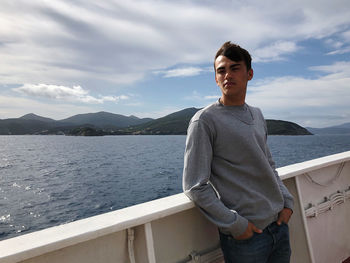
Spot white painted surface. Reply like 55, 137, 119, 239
297, 160, 350, 263
144, 223, 156, 263
278, 151, 350, 179
0, 193, 194, 263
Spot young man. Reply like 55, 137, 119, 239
182, 42, 294, 263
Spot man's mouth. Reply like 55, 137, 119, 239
224, 81, 235, 87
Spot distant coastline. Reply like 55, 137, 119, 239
1, 108, 348, 136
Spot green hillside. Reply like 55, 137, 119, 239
0, 109, 313, 136
121, 108, 199, 135
266, 120, 312, 135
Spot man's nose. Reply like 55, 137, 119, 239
225, 71, 232, 79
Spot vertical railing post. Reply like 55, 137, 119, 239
144, 222, 156, 263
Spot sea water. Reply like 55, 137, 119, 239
0, 134, 349, 241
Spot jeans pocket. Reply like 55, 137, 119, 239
232, 232, 256, 244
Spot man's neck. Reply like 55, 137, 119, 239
219, 96, 245, 106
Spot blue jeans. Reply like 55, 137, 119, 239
219, 222, 291, 263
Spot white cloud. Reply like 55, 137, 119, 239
155, 67, 211, 78
309, 61, 350, 74
184, 90, 220, 102
325, 29, 350, 55
14, 84, 87, 99
247, 61, 350, 127
101, 95, 129, 102
204, 95, 220, 100
13, 84, 129, 104
1, 0, 350, 87
325, 39, 344, 49
253, 41, 299, 62
327, 47, 350, 55
341, 30, 350, 44
132, 106, 184, 119
0, 95, 95, 120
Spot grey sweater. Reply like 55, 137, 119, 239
182, 100, 294, 237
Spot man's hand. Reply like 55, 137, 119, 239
277, 208, 293, 226
235, 222, 262, 240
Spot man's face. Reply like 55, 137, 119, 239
214, 55, 253, 104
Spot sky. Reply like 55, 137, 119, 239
1, 0, 350, 128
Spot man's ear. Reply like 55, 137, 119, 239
215, 74, 219, 85
248, 68, 254, 80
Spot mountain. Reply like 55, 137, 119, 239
118, 108, 312, 136
120, 108, 200, 135
66, 127, 105, 136
59, 111, 153, 129
20, 113, 56, 123
0, 118, 54, 135
0, 112, 153, 135
334, 122, 350, 129
266, 120, 312, 135
0, 109, 312, 136
307, 122, 350, 135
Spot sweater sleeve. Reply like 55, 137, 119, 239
182, 119, 248, 237
262, 114, 294, 210
266, 145, 294, 210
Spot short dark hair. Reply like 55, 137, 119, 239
214, 41, 252, 71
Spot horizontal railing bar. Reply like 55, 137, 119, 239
278, 151, 350, 180
0, 194, 194, 263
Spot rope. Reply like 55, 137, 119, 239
305, 187, 350, 218
305, 162, 345, 187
